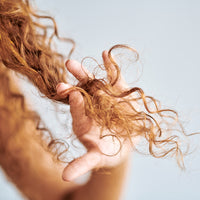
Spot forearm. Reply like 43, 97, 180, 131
0, 68, 76, 200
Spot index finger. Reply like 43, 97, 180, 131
65, 60, 93, 83
102, 50, 128, 91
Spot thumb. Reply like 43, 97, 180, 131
56, 82, 92, 135
62, 151, 101, 182
56, 83, 87, 120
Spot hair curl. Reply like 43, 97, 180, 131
0, 0, 193, 168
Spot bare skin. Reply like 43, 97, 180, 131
57, 51, 133, 182
0, 50, 134, 200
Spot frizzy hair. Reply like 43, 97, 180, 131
0, 0, 191, 168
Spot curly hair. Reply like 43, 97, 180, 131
0, 0, 192, 168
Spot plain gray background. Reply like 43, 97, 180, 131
1, 0, 200, 199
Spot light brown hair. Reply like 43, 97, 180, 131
0, 0, 192, 168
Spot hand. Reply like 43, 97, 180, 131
56, 51, 135, 182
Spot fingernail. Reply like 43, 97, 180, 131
102, 50, 108, 56
56, 83, 72, 95
56, 83, 65, 91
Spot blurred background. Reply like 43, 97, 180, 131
1, 0, 200, 199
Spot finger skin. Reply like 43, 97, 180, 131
56, 83, 72, 97
56, 83, 92, 135
65, 60, 92, 82
102, 50, 112, 68
56, 52, 131, 183
56, 83, 85, 119
62, 151, 101, 182
102, 50, 127, 90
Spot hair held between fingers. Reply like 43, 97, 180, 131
0, 0, 197, 169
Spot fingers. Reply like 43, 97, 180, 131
102, 50, 117, 84
57, 83, 92, 135
66, 53, 127, 91
57, 83, 88, 120
62, 151, 101, 182
102, 50, 113, 70
102, 50, 128, 90
56, 83, 84, 117
56, 82, 72, 97
68, 88, 86, 121
65, 59, 93, 83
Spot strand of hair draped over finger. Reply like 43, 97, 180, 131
0, 0, 195, 168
